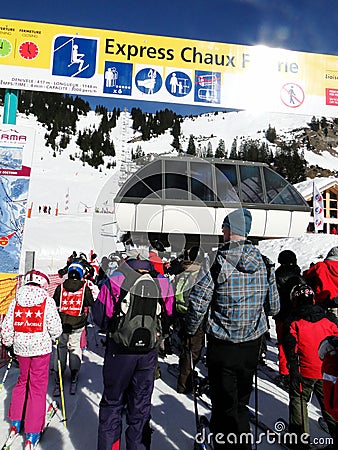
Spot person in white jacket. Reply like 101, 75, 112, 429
1, 269, 62, 450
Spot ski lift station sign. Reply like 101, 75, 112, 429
0, 18, 338, 116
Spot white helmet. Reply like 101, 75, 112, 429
24, 269, 50, 289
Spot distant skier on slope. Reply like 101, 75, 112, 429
1, 270, 62, 450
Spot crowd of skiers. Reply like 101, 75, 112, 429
1, 208, 338, 450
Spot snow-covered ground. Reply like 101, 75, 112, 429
0, 319, 333, 450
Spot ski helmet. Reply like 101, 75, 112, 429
24, 269, 50, 289
68, 262, 84, 280
278, 250, 297, 266
290, 284, 314, 306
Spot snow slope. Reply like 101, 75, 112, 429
1, 107, 337, 449
10, 106, 336, 273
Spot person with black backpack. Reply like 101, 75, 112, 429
92, 252, 174, 450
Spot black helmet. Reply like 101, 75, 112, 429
290, 284, 314, 306
278, 250, 297, 265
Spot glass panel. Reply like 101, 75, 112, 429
240, 166, 264, 203
119, 159, 162, 199
165, 159, 188, 200
264, 166, 288, 203
215, 164, 239, 202
264, 166, 307, 206
190, 161, 214, 202
271, 185, 307, 205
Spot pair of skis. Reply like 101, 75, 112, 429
1, 401, 59, 450
190, 350, 213, 450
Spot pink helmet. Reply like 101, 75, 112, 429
24, 269, 50, 289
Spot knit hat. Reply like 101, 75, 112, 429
278, 250, 297, 265
222, 208, 252, 237
326, 246, 338, 261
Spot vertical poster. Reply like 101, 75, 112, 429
0, 125, 35, 275
313, 181, 324, 232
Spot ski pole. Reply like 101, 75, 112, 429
189, 341, 207, 450
300, 381, 305, 435
56, 339, 67, 427
254, 367, 258, 450
0, 356, 13, 391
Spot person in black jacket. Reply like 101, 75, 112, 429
274, 250, 304, 388
53, 262, 94, 395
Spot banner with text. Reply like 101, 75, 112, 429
0, 124, 35, 276
0, 18, 337, 115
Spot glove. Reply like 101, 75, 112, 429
5, 345, 15, 358
288, 362, 304, 392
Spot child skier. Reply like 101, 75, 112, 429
318, 335, 338, 443
1, 270, 62, 450
53, 261, 94, 395
283, 284, 338, 449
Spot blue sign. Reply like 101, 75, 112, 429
52, 36, 97, 78
194, 70, 221, 104
135, 68, 162, 95
103, 62, 133, 96
165, 71, 192, 97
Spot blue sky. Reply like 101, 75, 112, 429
4, 0, 338, 115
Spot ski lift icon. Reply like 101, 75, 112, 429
196, 73, 219, 102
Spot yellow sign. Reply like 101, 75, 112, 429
0, 18, 338, 115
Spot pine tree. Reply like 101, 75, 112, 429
266, 124, 277, 143
172, 136, 180, 151
229, 138, 237, 159
310, 116, 320, 132
187, 135, 196, 155
215, 139, 226, 158
206, 142, 213, 157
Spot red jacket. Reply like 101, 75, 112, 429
303, 259, 338, 305
319, 337, 338, 421
284, 304, 338, 379
149, 251, 164, 275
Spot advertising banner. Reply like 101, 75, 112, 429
313, 182, 325, 232
0, 124, 35, 276
0, 18, 337, 116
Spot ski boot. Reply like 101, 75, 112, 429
3, 420, 22, 448
24, 432, 40, 450
10, 420, 21, 434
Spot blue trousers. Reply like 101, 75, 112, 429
98, 339, 156, 450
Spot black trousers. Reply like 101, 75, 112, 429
207, 336, 262, 450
